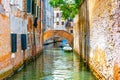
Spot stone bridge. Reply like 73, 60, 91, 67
44, 30, 73, 45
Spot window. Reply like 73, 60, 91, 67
70, 30, 73, 33
11, 34, 17, 53
56, 13, 59, 17
68, 22, 71, 26
56, 22, 59, 25
62, 22, 64, 25
32, 0, 37, 15
21, 34, 27, 50
27, 0, 32, 13
32, 0, 34, 14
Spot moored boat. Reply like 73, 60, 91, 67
63, 44, 72, 51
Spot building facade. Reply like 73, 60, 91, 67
54, 8, 66, 30
44, 0, 54, 31
74, 0, 120, 79
0, 0, 44, 79
65, 19, 74, 34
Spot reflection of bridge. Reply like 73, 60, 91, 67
44, 30, 73, 45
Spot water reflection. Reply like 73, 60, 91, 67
8, 44, 97, 80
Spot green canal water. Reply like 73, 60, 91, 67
8, 44, 97, 80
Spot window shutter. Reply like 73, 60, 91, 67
32, 0, 37, 16
11, 34, 17, 53
34, 2, 37, 16
21, 34, 27, 50
27, 0, 31, 13
32, 0, 34, 14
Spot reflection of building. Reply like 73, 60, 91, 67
54, 8, 66, 30
44, 0, 54, 31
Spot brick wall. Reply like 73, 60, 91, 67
74, 0, 120, 79
88, 0, 120, 79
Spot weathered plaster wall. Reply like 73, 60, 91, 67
74, 0, 120, 79
0, 14, 12, 79
10, 16, 27, 34
0, 0, 43, 79
88, 0, 120, 79
1, 0, 10, 16
73, 15, 81, 55
74, 0, 89, 61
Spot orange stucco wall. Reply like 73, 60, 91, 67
0, 14, 12, 79
0, 0, 1, 4
0, 0, 43, 79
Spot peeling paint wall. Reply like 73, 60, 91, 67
0, 14, 12, 79
74, 0, 89, 61
74, 0, 120, 79
73, 15, 81, 55
10, 15, 27, 34
88, 0, 120, 79
0, 0, 43, 79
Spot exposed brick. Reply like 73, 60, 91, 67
74, 0, 120, 79
0, 53, 12, 70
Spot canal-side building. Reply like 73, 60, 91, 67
44, 0, 54, 31
74, 0, 120, 79
0, 0, 44, 79
53, 8, 67, 42
54, 8, 66, 30
65, 18, 74, 34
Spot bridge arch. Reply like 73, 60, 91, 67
44, 30, 73, 45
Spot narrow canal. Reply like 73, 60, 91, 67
7, 44, 97, 80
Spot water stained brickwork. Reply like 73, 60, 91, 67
74, 0, 120, 79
